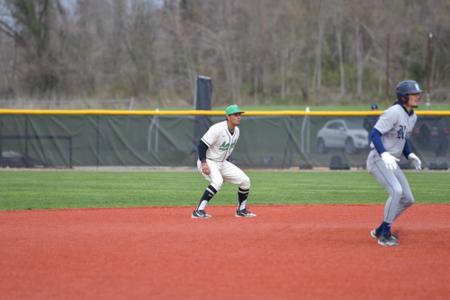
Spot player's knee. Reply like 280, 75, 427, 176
400, 195, 414, 208
240, 176, 250, 190
390, 185, 403, 198
405, 195, 415, 205
211, 179, 224, 191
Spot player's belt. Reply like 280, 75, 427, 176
206, 158, 225, 162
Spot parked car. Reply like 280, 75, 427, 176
316, 119, 369, 154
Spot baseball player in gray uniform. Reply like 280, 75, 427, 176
367, 80, 423, 247
192, 104, 256, 219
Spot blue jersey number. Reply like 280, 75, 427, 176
396, 125, 406, 140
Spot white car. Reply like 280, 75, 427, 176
316, 119, 369, 154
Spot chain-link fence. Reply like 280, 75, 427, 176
1, 110, 448, 170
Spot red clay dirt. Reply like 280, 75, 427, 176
0, 204, 449, 300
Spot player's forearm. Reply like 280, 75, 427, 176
402, 139, 412, 158
198, 140, 209, 162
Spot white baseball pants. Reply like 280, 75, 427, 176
197, 159, 250, 192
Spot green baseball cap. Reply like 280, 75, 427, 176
225, 104, 244, 116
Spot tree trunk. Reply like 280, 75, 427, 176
355, 21, 363, 95
334, 5, 345, 95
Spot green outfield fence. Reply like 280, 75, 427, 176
0, 109, 449, 169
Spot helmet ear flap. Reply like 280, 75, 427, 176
397, 93, 407, 104
401, 94, 409, 104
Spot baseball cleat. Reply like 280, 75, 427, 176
235, 209, 256, 218
370, 229, 398, 241
192, 209, 211, 219
377, 234, 399, 247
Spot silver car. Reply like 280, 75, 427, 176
316, 119, 369, 154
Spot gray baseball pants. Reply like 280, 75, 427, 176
366, 150, 415, 223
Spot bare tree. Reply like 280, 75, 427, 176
334, 0, 346, 95
312, 0, 324, 94
1, 0, 450, 105
0, 0, 67, 96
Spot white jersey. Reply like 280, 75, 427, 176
201, 120, 240, 162
373, 104, 417, 158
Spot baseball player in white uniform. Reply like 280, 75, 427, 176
192, 104, 256, 219
367, 80, 423, 247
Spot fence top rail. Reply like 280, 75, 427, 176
1, 109, 450, 116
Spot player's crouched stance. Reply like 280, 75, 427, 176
192, 104, 256, 219
367, 80, 423, 247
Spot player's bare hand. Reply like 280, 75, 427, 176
201, 162, 211, 175
408, 153, 422, 171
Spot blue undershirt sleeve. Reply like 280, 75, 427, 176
370, 128, 386, 155
403, 139, 412, 159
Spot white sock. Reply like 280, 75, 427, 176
238, 200, 247, 211
198, 200, 208, 211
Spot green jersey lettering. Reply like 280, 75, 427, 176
219, 141, 236, 151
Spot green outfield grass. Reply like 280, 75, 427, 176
0, 170, 449, 210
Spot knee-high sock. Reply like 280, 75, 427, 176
197, 185, 217, 210
237, 187, 249, 210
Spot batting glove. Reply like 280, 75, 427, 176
408, 153, 422, 171
381, 152, 399, 170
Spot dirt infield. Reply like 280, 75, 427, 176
1, 205, 449, 299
